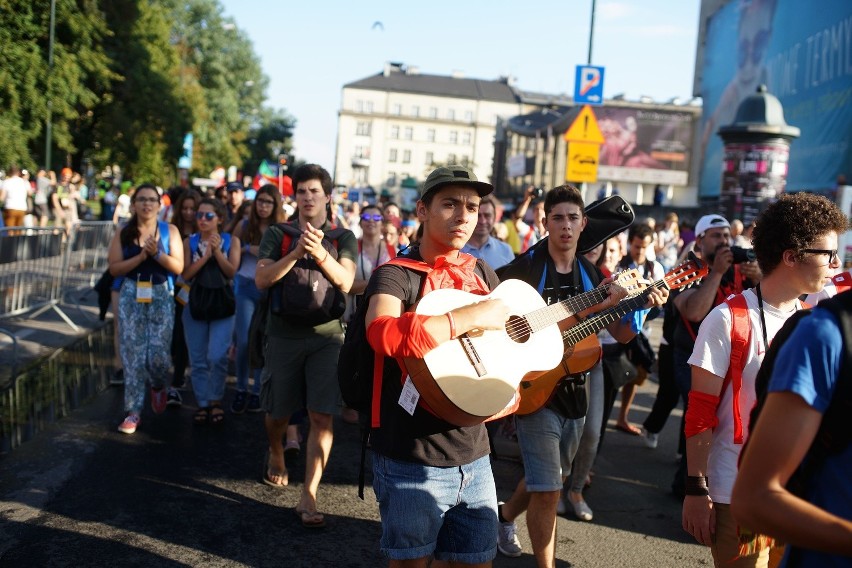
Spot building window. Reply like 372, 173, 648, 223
356, 100, 364, 112
411, 106, 419, 118
366, 101, 374, 113
403, 127, 413, 140
387, 171, 397, 185
447, 109, 456, 121
447, 153, 457, 164
389, 149, 398, 163
425, 151, 434, 165
429, 107, 438, 119
464, 110, 474, 122
462, 132, 472, 145
402, 150, 411, 164
461, 155, 470, 167
354, 145, 368, 158
391, 103, 401, 115
449, 131, 458, 144
356, 121, 371, 136
390, 125, 399, 139
426, 129, 436, 142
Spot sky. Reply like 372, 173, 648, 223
219, 0, 702, 170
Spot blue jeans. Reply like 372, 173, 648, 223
234, 274, 262, 394
516, 407, 585, 492
183, 309, 235, 408
570, 363, 604, 493
372, 453, 497, 563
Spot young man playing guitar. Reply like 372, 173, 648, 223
496, 185, 669, 567
362, 165, 511, 567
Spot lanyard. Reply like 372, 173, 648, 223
755, 284, 769, 350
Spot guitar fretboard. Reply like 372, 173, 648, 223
561, 280, 666, 345
524, 284, 615, 333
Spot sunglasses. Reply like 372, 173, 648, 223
738, 29, 769, 68
135, 197, 160, 204
801, 248, 838, 265
361, 213, 383, 222
196, 211, 217, 221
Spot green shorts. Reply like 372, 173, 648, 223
260, 333, 344, 419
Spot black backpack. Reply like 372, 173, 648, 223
268, 222, 350, 326
746, 290, 852, 497
337, 257, 430, 415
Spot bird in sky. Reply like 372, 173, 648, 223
371, 21, 384, 31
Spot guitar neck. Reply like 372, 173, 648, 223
561, 281, 665, 346
525, 284, 614, 333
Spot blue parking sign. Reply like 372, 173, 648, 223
574, 66, 605, 105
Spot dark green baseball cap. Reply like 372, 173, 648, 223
420, 165, 493, 200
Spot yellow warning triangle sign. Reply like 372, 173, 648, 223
563, 105, 605, 144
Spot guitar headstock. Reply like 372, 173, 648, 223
664, 252, 709, 291
612, 268, 648, 297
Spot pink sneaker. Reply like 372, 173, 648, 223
118, 414, 140, 434
151, 387, 168, 414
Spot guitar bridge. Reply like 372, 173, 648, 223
459, 335, 487, 377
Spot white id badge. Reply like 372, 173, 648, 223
175, 283, 190, 306
398, 375, 420, 416
136, 280, 153, 303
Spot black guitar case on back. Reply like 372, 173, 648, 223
523, 194, 635, 256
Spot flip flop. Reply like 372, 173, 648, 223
261, 450, 288, 488
295, 507, 326, 529
616, 423, 642, 436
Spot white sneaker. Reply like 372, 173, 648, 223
570, 498, 594, 522
556, 497, 567, 515
497, 502, 522, 557
643, 430, 659, 449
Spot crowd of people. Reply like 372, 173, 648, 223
11, 158, 849, 567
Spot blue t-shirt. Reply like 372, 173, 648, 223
769, 307, 851, 568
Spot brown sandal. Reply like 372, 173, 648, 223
209, 404, 225, 425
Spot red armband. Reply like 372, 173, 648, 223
684, 390, 720, 438
367, 313, 439, 359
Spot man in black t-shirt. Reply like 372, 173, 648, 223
496, 185, 668, 566
363, 165, 510, 567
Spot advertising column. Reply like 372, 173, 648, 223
717, 85, 799, 225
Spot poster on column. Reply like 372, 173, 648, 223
719, 142, 791, 225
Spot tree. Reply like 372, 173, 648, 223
243, 107, 297, 175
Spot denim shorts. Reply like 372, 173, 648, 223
516, 407, 585, 492
372, 453, 497, 563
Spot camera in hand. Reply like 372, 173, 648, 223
730, 246, 756, 264
530, 187, 544, 199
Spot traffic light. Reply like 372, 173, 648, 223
278, 154, 289, 172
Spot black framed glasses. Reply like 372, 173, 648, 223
196, 211, 217, 221
800, 248, 838, 265
361, 213, 383, 222
255, 198, 275, 206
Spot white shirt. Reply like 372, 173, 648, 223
2, 176, 30, 211
688, 288, 801, 504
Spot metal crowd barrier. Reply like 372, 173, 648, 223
0, 222, 116, 372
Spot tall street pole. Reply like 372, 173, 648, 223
587, 0, 596, 65
44, 0, 56, 170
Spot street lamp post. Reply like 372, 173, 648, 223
44, 0, 56, 170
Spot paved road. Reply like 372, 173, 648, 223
0, 372, 709, 566
0, 300, 711, 567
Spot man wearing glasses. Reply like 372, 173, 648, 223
681, 193, 848, 568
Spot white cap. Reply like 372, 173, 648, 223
695, 214, 731, 237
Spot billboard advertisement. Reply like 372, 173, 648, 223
594, 107, 695, 186
698, 0, 852, 198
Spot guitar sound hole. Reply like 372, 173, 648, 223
506, 315, 531, 343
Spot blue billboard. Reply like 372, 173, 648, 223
698, 0, 852, 198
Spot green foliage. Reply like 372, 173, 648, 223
0, 0, 290, 186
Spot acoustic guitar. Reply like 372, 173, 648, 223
516, 254, 708, 415
403, 270, 642, 426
